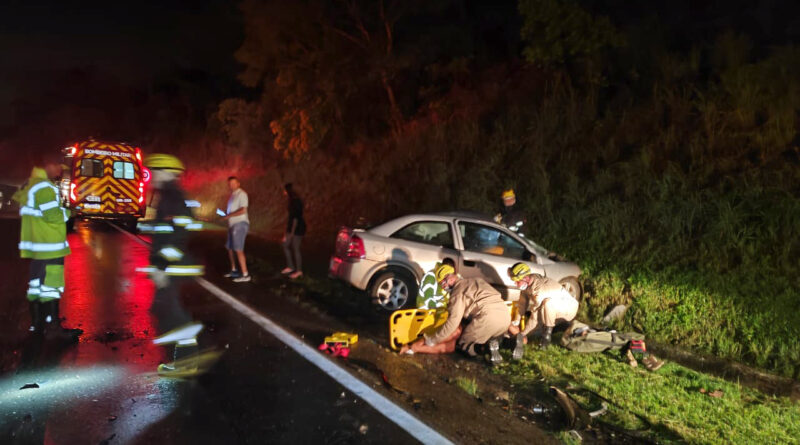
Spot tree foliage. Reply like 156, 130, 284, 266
518, 0, 623, 66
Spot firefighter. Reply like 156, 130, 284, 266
494, 188, 526, 236
13, 156, 81, 342
507, 262, 579, 357
137, 153, 205, 377
415, 258, 455, 310
401, 264, 510, 365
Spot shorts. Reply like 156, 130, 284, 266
225, 222, 249, 251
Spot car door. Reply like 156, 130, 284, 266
387, 220, 460, 279
455, 220, 544, 300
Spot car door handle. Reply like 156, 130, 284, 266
463, 260, 477, 267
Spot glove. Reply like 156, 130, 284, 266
150, 269, 170, 289
493, 213, 502, 223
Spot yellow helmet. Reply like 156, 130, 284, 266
144, 153, 184, 172
502, 189, 515, 200
434, 264, 455, 283
508, 262, 531, 281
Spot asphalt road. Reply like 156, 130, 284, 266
0, 220, 423, 444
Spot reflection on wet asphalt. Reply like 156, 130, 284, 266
0, 222, 416, 444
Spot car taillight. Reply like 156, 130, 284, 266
138, 181, 145, 204
69, 183, 77, 202
346, 235, 365, 259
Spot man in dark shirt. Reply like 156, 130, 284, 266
281, 183, 306, 279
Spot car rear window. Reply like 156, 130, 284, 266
79, 159, 104, 178
113, 161, 136, 179
391, 221, 454, 249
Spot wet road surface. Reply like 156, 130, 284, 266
0, 221, 421, 444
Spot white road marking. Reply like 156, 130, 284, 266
108, 222, 453, 444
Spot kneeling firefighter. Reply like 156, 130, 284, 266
508, 262, 579, 358
137, 154, 206, 377
402, 264, 510, 365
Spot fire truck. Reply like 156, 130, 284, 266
61, 140, 149, 228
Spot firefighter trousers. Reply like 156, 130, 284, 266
150, 278, 193, 335
27, 258, 65, 302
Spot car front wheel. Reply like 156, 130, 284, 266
369, 270, 417, 311
560, 277, 582, 302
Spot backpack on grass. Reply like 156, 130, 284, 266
560, 320, 645, 353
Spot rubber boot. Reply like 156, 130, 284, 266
488, 337, 503, 365
512, 333, 525, 360
540, 326, 553, 350
28, 301, 44, 335
42, 300, 81, 344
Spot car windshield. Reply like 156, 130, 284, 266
519, 236, 550, 257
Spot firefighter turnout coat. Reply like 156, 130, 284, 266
137, 180, 204, 277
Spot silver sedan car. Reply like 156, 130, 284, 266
329, 212, 582, 310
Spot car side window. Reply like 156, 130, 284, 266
391, 221, 454, 249
458, 222, 527, 260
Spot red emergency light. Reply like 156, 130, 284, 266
142, 167, 151, 184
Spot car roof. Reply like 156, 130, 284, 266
428, 211, 494, 222
368, 211, 496, 236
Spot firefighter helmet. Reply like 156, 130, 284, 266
502, 189, 515, 200
508, 262, 532, 281
434, 264, 455, 283
144, 154, 185, 172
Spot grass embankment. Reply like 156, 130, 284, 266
496, 346, 800, 444
241, 252, 800, 444
184, 43, 800, 378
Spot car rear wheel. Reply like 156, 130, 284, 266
369, 270, 417, 311
560, 277, 582, 302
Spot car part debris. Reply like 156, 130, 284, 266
588, 402, 608, 418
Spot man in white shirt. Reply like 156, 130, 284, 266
223, 176, 250, 282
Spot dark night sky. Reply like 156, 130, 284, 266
0, 0, 242, 124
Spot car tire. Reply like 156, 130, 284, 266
560, 277, 582, 302
369, 269, 417, 311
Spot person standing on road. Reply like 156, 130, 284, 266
281, 183, 305, 279
137, 154, 206, 377
13, 156, 81, 343
507, 262, 579, 358
400, 264, 510, 365
494, 189, 527, 236
223, 176, 251, 282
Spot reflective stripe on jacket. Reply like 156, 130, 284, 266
14, 167, 71, 260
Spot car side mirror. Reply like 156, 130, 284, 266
523, 250, 534, 261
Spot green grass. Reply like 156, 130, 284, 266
455, 376, 480, 398
496, 347, 800, 444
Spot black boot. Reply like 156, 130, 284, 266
42, 300, 81, 343
540, 326, 553, 350
28, 301, 44, 335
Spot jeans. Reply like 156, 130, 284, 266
283, 234, 303, 271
